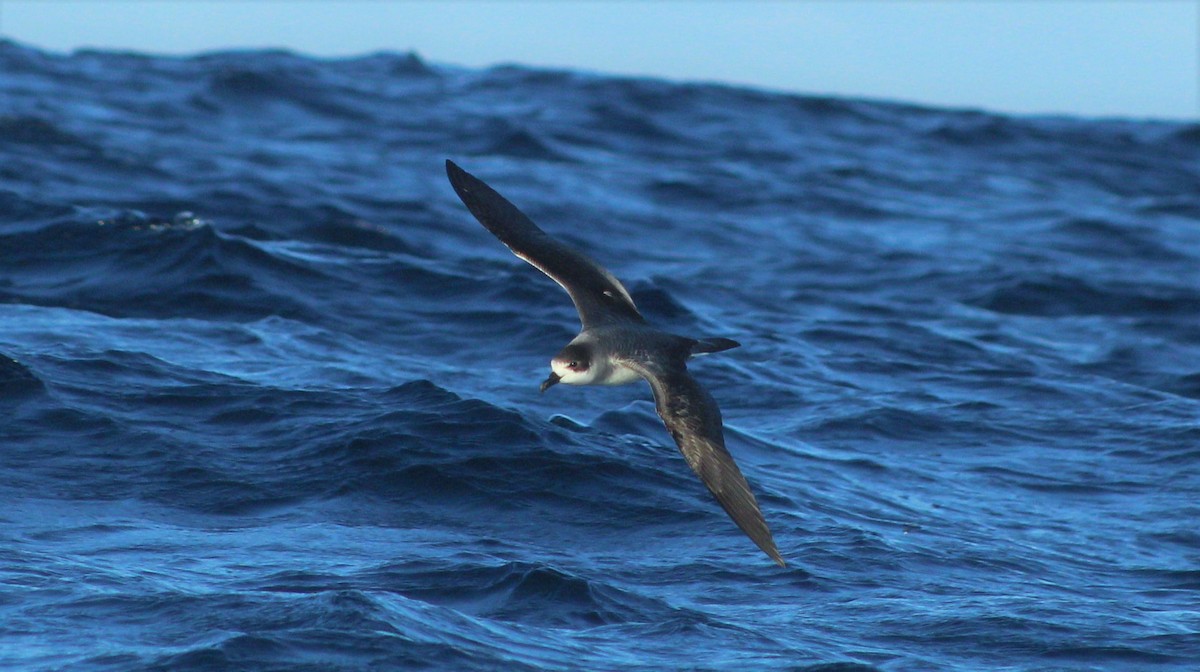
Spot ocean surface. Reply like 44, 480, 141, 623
1, 39, 1198, 671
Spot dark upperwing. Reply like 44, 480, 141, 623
445, 160, 643, 329
629, 360, 785, 567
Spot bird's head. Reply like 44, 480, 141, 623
541, 343, 594, 392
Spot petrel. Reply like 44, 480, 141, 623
445, 160, 784, 567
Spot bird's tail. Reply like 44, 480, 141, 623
689, 337, 740, 356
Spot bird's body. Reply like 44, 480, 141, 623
445, 160, 784, 567
554, 327, 654, 387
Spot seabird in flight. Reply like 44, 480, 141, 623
445, 159, 784, 567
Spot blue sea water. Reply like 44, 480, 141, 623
1, 39, 1199, 671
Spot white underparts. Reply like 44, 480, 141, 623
551, 356, 639, 386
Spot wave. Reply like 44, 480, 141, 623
969, 272, 1200, 317
0, 353, 43, 397
3, 39, 1199, 672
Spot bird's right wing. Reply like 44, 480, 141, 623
445, 160, 643, 328
627, 360, 785, 566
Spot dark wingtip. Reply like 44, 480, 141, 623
750, 527, 785, 567
445, 159, 484, 209
445, 159, 492, 208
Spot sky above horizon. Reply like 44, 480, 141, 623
1, 0, 1196, 120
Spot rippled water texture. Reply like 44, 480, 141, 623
2, 40, 1199, 671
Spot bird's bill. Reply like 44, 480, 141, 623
539, 371, 561, 393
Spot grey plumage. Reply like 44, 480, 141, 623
446, 159, 784, 567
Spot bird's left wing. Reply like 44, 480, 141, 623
626, 360, 785, 567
